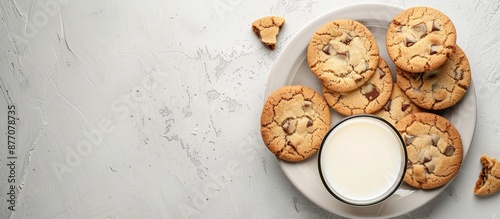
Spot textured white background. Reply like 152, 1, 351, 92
0, 0, 499, 218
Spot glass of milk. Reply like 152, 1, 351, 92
318, 114, 407, 206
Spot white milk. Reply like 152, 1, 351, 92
319, 116, 405, 205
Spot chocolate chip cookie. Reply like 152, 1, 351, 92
397, 46, 471, 110
386, 6, 456, 73
252, 16, 285, 50
374, 85, 422, 126
474, 154, 500, 195
307, 19, 380, 93
260, 85, 331, 162
396, 112, 463, 189
322, 58, 393, 116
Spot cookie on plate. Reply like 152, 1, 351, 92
307, 19, 380, 93
252, 16, 285, 50
386, 6, 456, 73
396, 112, 463, 189
397, 46, 471, 110
260, 85, 331, 162
374, 85, 422, 126
474, 154, 500, 195
322, 58, 393, 116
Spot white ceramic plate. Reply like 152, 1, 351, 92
264, 3, 477, 218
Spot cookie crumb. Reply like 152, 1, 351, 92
252, 16, 285, 50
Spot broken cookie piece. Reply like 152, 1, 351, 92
251, 16, 285, 50
474, 154, 500, 195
